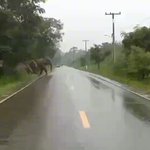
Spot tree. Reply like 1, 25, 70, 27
0, 0, 63, 75
52, 49, 63, 65
90, 44, 111, 69
61, 48, 86, 67
31, 17, 63, 58
80, 56, 86, 67
121, 26, 150, 79
122, 26, 150, 55
127, 46, 150, 79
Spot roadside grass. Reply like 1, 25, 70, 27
80, 45, 150, 94
0, 74, 37, 100
80, 63, 150, 94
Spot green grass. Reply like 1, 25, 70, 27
0, 74, 37, 100
81, 63, 150, 94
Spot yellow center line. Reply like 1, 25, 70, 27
79, 111, 91, 129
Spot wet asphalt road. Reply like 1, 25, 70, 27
0, 66, 150, 150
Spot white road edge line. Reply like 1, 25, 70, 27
80, 70, 150, 101
0, 75, 44, 104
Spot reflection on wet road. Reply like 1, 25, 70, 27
0, 66, 150, 150
123, 95, 150, 123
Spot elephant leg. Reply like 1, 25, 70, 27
51, 64, 52, 71
43, 67, 47, 75
49, 64, 52, 71
39, 67, 47, 75
39, 68, 43, 75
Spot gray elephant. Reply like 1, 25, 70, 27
25, 58, 53, 75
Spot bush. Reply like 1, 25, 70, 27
127, 46, 150, 79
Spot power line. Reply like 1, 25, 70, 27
105, 12, 121, 63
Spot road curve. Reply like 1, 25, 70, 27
0, 66, 150, 150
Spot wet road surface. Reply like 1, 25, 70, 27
0, 66, 150, 150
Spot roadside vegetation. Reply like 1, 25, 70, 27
0, 74, 36, 100
78, 26, 150, 94
0, 0, 63, 98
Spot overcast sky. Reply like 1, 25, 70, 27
41, 0, 150, 52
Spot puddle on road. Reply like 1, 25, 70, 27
123, 94, 150, 123
0, 139, 8, 145
87, 77, 108, 90
88, 75, 150, 124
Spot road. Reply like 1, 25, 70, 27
0, 66, 150, 150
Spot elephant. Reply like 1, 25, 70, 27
24, 58, 53, 75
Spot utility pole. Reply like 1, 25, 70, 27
82, 40, 89, 70
105, 12, 121, 63
82, 40, 89, 51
